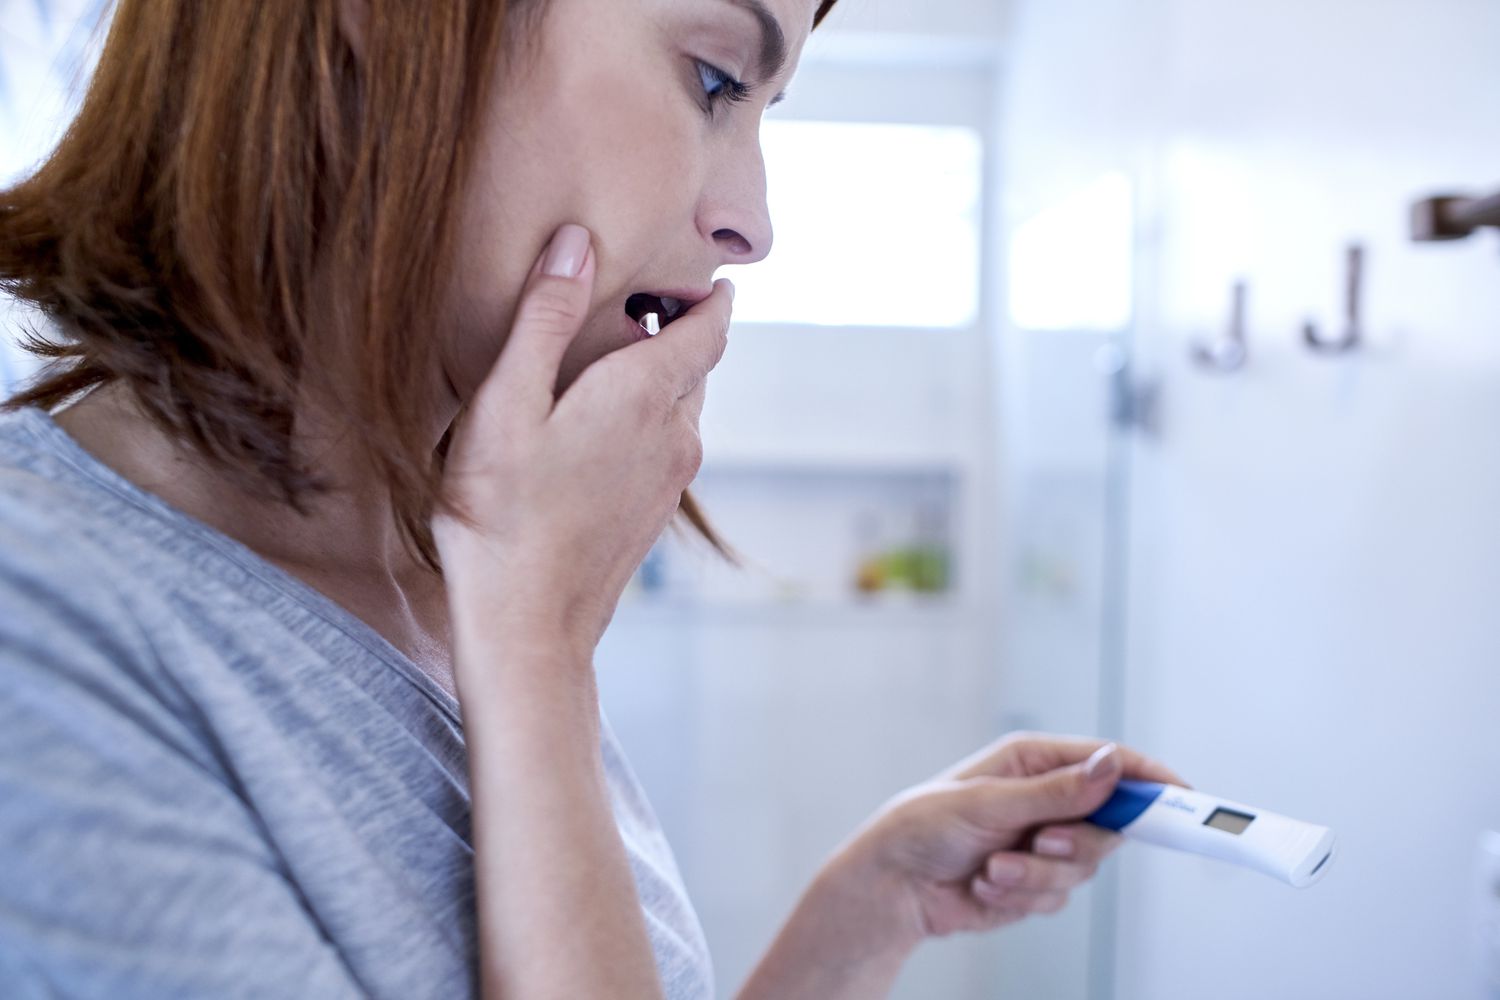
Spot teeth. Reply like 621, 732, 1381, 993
642, 312, 660, 336
661, 297, 683, 319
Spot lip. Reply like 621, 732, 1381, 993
648, 287, 716, 310
618, 286, 715, 343
619, 308, 654, 344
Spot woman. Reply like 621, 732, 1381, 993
0, 0, 1186, 997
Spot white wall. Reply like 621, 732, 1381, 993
1003, 1, 1500, 997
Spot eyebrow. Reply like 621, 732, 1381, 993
719, 0, 788, 96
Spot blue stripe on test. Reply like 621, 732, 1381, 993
1087, 779, 1166, 831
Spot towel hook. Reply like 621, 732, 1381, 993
1303, 243, 1364, 354
1191, 279, 1249, 373
1411, 191, 1500, 244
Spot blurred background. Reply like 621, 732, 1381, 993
4, 0, 1499, 997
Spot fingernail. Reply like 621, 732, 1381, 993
542, 224, 590, 278
1086, 743, 1121, 781
1035, 834, 1074, 858
987, 856, 1027, 886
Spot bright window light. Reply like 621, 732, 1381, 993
723, 120, 983, 328
1008, 172, 1134, 331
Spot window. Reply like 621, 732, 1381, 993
723, 120, 983, 329
1007, 172, 1134, 331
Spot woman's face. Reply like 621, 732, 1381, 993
444, 0, 818, 400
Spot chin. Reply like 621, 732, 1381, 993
447, 311, 624, 404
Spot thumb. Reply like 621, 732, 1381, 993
472, 223, 596, 429
969, 743, 1125, 831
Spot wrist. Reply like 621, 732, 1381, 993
444, 559, 598, 670
738, 836, 920, 1000
446, 591, 601, 724
818, 830, 928, 959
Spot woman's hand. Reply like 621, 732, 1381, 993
739, 734, 1187, 1000
435, 224, 730, 1000
433, 222, 731, 662
848, 734, 1188, 944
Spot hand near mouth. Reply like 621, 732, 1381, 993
435, 223, 733, 652
431, 221, 733, 1000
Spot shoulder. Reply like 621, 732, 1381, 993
0, 455, 162, 648
0, 455, 144, 611
0, 405, 221, 639
0, 427, 206, 738
0, 406, 151, 584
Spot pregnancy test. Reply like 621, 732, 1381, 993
1086, 780, 1337, 888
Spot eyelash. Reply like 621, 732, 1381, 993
695, 60, 752, 116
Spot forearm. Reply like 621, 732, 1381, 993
737, 841, 921, 1000
453, 613, 662, 1000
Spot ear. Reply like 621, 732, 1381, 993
336, 0, 371, 62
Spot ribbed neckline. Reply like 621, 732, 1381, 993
6, 404, 463, 726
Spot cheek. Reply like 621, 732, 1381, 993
438, 301, 513, 405
560, 63, 707, 250
438, 55, 707, 399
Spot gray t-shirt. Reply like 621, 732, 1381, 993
0, 403, 714, 999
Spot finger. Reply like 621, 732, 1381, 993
955, 745, 1128, 831
1125, 754, 1191, 789
635, 278, 733, 399
977, 852, 1095, 895
1029, 823, 1122, 867
955, 733, 1191, 789
471, 223, 596, 430
956, 884, 1029, 929
971, 874, 1069, 917
949, 732, 1105, 780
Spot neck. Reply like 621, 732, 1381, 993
53, 374, 460, 583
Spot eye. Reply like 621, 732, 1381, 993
695, 60, 752, 116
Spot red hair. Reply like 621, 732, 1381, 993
0, 0, 840, 574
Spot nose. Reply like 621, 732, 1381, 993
700, 140, 774, 267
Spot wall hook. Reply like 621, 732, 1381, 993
1303, 243, 1364, 354
1411, 190, 1500, 244
1191, 279, 1248, 373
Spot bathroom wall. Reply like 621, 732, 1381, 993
1001, 1, 1500, 996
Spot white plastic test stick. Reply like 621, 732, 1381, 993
1087, 780, 1337, 888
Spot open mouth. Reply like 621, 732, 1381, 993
625, 292, 687, 332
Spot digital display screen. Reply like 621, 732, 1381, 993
1204, 807, 1255, 835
